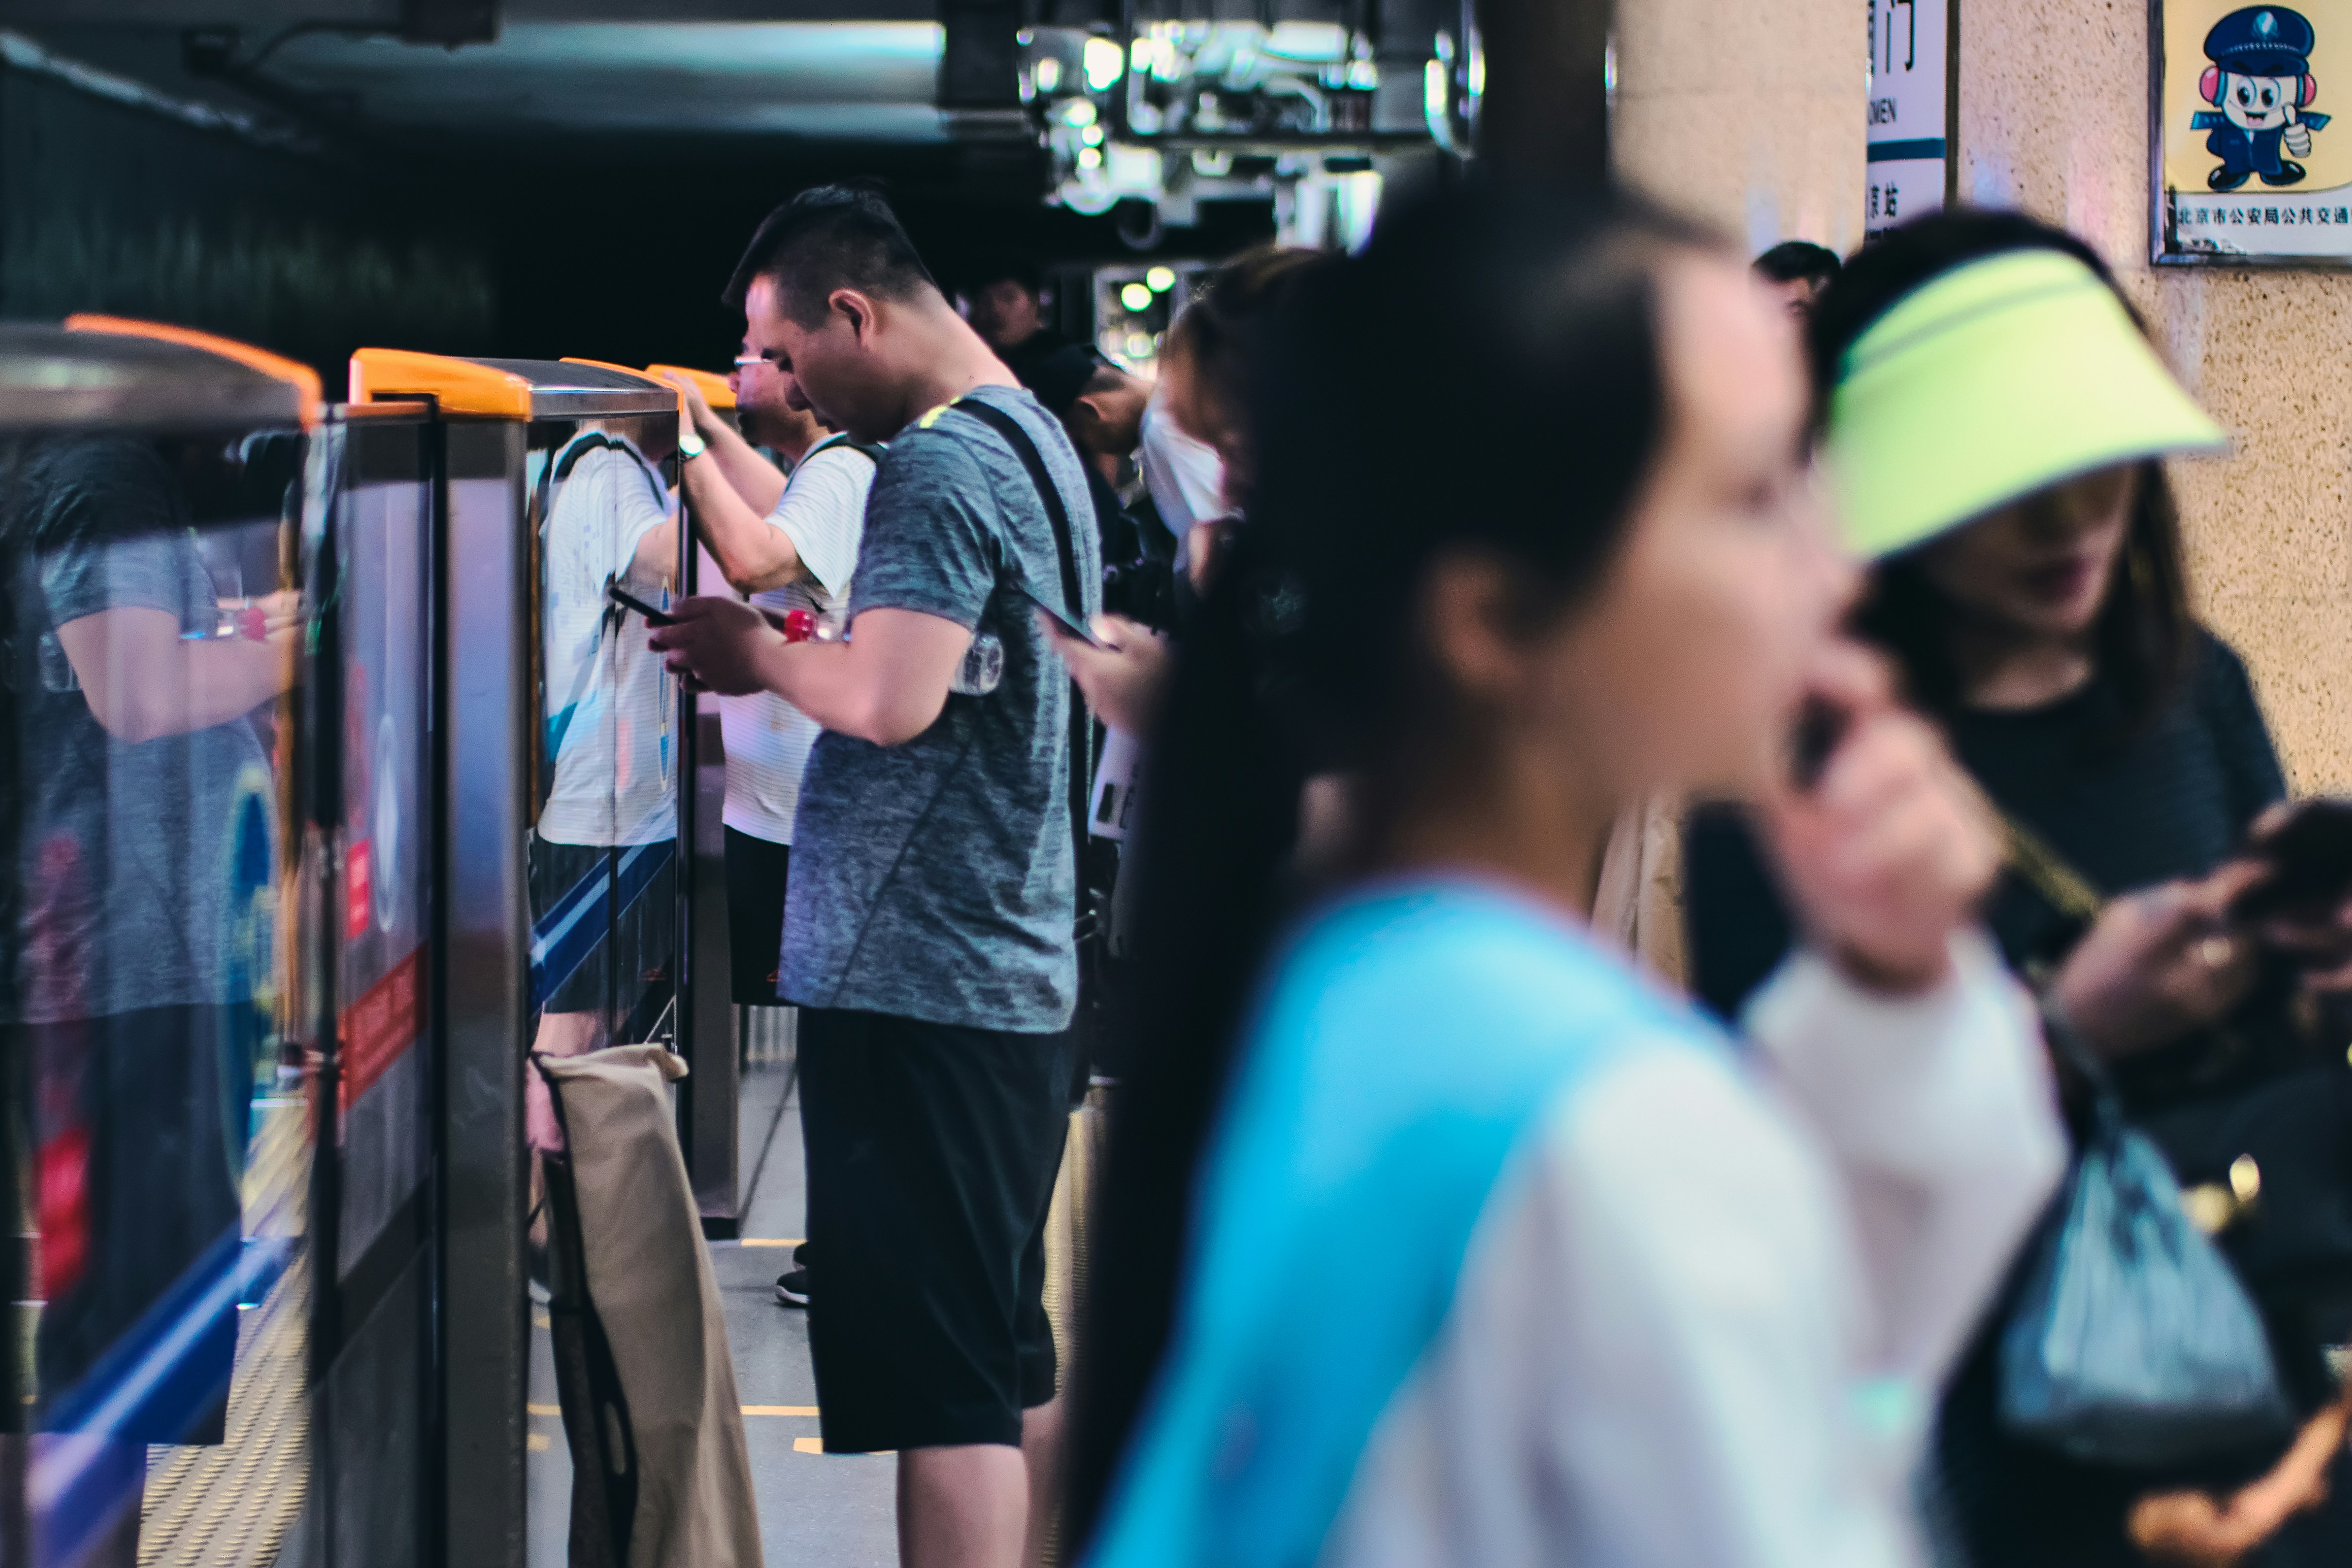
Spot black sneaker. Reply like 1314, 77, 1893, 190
793, 1241, 811, 1268
775, 1268, 810, 1308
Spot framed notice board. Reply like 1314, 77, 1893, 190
2156, 0, 2352, 263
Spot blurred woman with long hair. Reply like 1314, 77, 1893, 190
1066, 184, 2065, 1568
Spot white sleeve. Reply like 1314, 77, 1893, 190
1519, 1050, 1924, 1568
599, 451, 672, 588
769, 445, 873, 597
1742, 933, 2067, 1390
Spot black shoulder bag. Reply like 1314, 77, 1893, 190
2006, 813, 2352, 1414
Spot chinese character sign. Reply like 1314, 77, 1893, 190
1868, 0, 1949, 235
2159, 1, 2352, 259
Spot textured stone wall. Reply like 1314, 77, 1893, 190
1957, 0, 2352, 791
1611, 0, 1868, 257
1616, 0, 2348, 790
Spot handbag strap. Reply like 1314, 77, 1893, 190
2002, 812, 2108, 924
950, 395, 1093, 896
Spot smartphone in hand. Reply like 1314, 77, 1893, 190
1016, 579, 1104, 649
606, 582, 675, 627
2230, 798, 2352, 922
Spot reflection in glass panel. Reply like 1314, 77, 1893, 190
2, 429, 306, 1567
528, 417, 680, 1064
522, 410, 683, 1563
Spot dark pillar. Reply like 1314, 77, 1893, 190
1472, 0, 1612, 183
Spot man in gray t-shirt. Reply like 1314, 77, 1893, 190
652, 186, 1097, 1568
780, 382, 1097, 1027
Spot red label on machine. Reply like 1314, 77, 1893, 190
340, 944, 422, 1115
346, 838, 372, 940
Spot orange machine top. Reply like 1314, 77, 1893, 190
66, 314, 324, 429
643, 364, 736, 410
350, 351, 676, 420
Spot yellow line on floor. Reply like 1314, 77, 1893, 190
792, 1437, 822, 1454
528, 1434, 551, 1452
533, 1400, 819, 1418
740, 1237, 804, 1248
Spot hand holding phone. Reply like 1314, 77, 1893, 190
1015, 578, 1103, 648
2229, 798, 2352, 923
1761, 640, 1998, 995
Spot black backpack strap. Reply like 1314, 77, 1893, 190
806, 431, 885, 466
534, 430, 616, 535
951, 396, 1093, 899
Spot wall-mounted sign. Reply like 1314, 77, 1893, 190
2157, 1, 2352, 262
1868, 0, 1951, 236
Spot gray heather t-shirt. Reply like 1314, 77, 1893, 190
781, 384, 1101, 1032
12, 438, 274, 1025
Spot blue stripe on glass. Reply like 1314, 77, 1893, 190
528, 838, 676, 1009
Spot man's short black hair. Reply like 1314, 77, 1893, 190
723, 183, 941, 323
1753, 239, 1843, 286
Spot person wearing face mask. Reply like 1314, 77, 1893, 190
1065, 183, 2065, 1568
1685, 208, 2352, 1567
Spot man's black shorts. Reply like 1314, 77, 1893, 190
798, 1006, 1072, 1452
722, 826, 789, 1006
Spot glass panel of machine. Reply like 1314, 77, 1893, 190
527, 413, 680, 1061
3, 422, 310, 1566
334, 443, 435, 1281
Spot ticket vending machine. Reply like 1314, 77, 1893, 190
347, 352, 716, 1562
0, 317, 451, 1567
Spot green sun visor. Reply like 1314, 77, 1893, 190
1825, 249, 2228, 560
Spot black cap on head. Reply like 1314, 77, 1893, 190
724, 182, 940, 324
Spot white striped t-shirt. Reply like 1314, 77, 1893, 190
537, 437, 677, 848
718, 436, 876, 843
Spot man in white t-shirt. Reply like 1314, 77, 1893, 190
667, 352, 875, 1310
538, 425, 679, 849
525, 422, 680, 1155
668, 346, 877, 980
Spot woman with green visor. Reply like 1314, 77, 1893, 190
1686, 210, 2352, 1566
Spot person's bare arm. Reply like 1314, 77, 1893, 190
702, 413, 787, 517
662, 370, 786, 515
627, 518, 680, 588
650, 596, 969, 746
56, 607, 295, 743
678, 455, 804, 593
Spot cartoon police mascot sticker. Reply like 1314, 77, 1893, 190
2196, 7, 2332, 189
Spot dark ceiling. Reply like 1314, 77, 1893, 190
0, 0, 1444, 375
